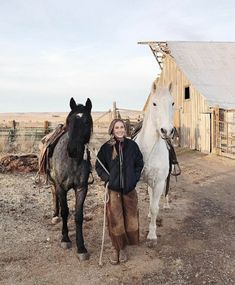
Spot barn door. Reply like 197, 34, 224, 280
199, 113, 211, 153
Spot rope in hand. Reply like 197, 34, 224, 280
88, 147, 110, 267
98, 182, 109, 266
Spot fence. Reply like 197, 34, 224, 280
0, 126, 54, 154
0, 103, 143, 154
213, 109, 235, 159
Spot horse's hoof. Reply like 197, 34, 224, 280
77, 252, 90, 261
147, 232, 158, 240
61, 242, 72, 249
163, 204, 170, 209
146, 239, 157, 248
51, 216, 61, 224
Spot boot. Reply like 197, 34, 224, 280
119, 248, 128, 263
109, 247, 119, 265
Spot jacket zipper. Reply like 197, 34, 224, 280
119, 142, 124, 190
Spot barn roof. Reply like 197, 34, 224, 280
139, 41, 235, 109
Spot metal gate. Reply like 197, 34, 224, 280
213, 109, 235, 159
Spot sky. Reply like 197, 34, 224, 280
0, 0, 235, 112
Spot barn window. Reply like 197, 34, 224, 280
184, 86, 190, 100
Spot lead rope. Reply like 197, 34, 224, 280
99, 182, 109, 266
88, 147, 110, 266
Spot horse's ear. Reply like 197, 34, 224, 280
151, 81, 157, 93
85, 98, 92, 112
70, 98, 77, 110
168, 82, 173, 93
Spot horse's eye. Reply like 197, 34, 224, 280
153, 102, 157, 106
172, 102, 175, 106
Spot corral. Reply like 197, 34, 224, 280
0, 111, 234, 284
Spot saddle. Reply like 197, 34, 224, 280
38, 124, 66, 177
37, 123, 94, 185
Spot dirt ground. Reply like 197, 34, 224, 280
0, 148, 235, 285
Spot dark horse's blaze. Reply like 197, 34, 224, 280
48, 98, 93, 260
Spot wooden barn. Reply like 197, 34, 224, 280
140, 41, 235, 159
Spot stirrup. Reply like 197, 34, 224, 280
171, 163, 181, 176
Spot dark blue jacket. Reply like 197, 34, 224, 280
95, 138, 144, 194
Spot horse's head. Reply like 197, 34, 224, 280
149, 82, 175, 139
66, 98, 93, 161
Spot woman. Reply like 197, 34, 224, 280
95, 119, 144, 265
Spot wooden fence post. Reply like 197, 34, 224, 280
12, 120, 16, 130
44, 121, 50, 134
112, 102, 117, 120
8, 120, 17, 143
125, 118, 131, 137
214, 106, 220, 155
109, 109, 112, 123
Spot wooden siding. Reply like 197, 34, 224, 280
155, 55, 211, 152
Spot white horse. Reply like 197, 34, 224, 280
135, 81, 175, 240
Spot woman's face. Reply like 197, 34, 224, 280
113, 121, 126, 139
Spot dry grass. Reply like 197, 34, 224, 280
0, 136, 9, 153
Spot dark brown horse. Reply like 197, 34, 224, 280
48, 98, 93, 260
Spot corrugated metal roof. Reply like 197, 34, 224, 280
167, 41, 235, 109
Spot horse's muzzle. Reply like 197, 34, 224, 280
160, 128, 174, 139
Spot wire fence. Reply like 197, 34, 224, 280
0, 126, 54, 154
0, 105, 143, 155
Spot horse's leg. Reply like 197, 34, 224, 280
58, 185, 71, 249
74, 186, 89, 260
148, 186, 153, 218
147, 179, 165, 240
51, 184, 60, 224
163, 194, 170, 209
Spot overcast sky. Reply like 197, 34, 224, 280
0, 0, 235, 112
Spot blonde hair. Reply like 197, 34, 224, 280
107, 119, 126, 160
